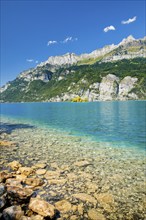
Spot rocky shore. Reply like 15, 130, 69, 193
0, 120, 145, 219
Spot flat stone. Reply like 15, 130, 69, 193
48, 179, 66, 185
74, 160, 92, 167
94, 193, 115, 212
67, 173, 78, 180
73, 193, 97, 205
88, 209, 106, 220
25, 177, 44, 187
36, 169, 46, 175
86, 182, 98, 192
79, 172, 93, 179
70, 215, 78, 220
94, 193, 114, 205
29, 197, 55, 218
15, 174, 27, 181
18, 167, 34, 176
34, 163, 46, 169
50, 162, 59, 169
44, 171, 60, 179
8, 161, 22, 171
2, 205, 24, 220
55, 200, 72, 213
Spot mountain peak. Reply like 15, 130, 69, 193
119, 35, 135, 46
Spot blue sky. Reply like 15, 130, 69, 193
1, 0, 145, 86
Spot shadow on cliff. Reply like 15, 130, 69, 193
0, 122, 35, 134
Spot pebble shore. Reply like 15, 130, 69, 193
0, 119, 145, 220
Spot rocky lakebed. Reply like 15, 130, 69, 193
0, 119, 145, 220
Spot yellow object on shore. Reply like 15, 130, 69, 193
71, 96, 88, 102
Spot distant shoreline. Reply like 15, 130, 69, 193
1, 99, 146, 104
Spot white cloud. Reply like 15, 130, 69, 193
26, 59, 34, 62
26, 59, 39, 64
47, 40, 57, 46
103, 25, 116, 32
121, 16, 137, 24
62, 36, 78, 43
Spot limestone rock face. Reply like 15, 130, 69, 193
38, 53, 80, 67
118, 76, 138, 99
46, 73, 139, 102
99, 74, 119, 100
29, 197, 55, 218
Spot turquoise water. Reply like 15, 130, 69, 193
1, 101, 146, 150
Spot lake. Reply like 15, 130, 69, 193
1, 101, 146, 150
1, 101, 146, 219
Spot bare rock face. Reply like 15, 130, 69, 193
28, 197, 55, 218
99, 74, 119, 100
118, 76, 138, 99
2, 205, 24, 220
39, 53, 80, 67
88, 83, 100, 101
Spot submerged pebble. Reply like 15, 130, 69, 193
0, 118, 145, 219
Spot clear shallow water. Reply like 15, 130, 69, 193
1, 101, 146, 150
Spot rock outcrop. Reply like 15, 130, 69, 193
99, 74, 119, 101
118, 76, 138, 99
48, 74, 139, 101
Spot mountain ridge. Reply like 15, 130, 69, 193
37, 35, 146, 67
1, 35, 146, 102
